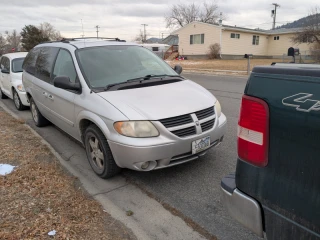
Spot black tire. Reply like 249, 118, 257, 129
13, 89, 27, 111
84, 125, 121, 179
0, 88, 8, 99
30, 97, 50, 127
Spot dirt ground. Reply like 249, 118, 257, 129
167, 58, 283, 72
0, 109, 135, 240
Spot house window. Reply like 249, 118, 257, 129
152, 47, 159, 51
274, 36, 280, 40
190, 34, 204, 44
231, 33, 240, 39
252, 35, 260, 45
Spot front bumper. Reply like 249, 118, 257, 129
108, 113, 226, 170
17, 91, 30, 106
221, 174, 264, 238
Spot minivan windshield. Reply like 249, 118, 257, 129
76, 45, 179, 88
12, 58, 25, 73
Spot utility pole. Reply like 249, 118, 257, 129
95, 25, 100, 38
271, 3, 280, 30
141, 24, 148, 43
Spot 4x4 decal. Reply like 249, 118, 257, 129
282, 93, 320, 112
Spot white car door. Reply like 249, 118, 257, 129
0, 56, 12, 97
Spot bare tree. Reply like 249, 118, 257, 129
39, 22, 62, 41
5, 30, 21, 51
292, 7, 320, 62
134, 29, 149, 43
292, 7, 320, 45
165, 1, 223, 29
0, 34, 6, 55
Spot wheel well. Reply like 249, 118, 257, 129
79, 119, 94, 143
26, 92, 32, 100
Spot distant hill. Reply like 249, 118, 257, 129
146, 37, 162, 43
277, 13, 320, 29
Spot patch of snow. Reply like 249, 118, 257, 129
0, 164, 15, 176
48, 230, 56, 236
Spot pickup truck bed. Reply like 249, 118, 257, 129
221, 64, 320, 240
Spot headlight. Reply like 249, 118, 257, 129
215, 100, 222, 117
114, 121, 159, 138
17, 84, 25, 92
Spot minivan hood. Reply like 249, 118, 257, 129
97, 80, 216, 120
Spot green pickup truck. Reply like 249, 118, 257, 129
221, 63, 320, 239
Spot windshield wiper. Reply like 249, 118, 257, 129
126, 74, 181, 82
103, 74, 182, 91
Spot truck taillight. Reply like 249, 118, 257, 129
238, 95, 269, 167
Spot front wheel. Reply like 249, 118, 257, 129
13, 89, 27, 111
30, 97, 50, 127
84, 125, 120, 179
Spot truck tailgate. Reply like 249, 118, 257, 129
236, 66, 320, 239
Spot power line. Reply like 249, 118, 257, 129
95, 25, 100, 38
271, 3, 280, 30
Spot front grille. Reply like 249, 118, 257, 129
159, 114, 193, 128
201, 118, 215, 132
171, 126, 196, 138
159, 106, 215, 138
195, 107, 215, 120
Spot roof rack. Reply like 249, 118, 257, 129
60, 37, 126, 43
271, 63, 320, 68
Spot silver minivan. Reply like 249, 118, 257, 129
22, 38, 226, 178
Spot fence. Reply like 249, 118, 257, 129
281, 49, 320, 63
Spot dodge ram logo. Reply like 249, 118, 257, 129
282, 93, 320, 112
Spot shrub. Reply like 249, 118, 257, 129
207, 43, 221, 59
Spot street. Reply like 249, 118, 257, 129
0, 73, 259, 240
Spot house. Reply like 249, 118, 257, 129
171, 22, 314, 59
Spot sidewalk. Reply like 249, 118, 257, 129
0, 102, 211, 240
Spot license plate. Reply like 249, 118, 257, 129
192, 136, 211, 154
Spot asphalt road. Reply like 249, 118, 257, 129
0, 73, 260, 240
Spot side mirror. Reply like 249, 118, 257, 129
54, 76, 81, 92
1, 69, 9, 74
173, 65, 183, 74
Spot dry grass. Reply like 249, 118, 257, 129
167, 58, 293, 72
0, 110, 135, 240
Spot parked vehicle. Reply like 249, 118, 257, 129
22, 38, 226, 178
221, 63, 320, 239
0, 52, 29, 110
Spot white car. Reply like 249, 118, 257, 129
0, 52, 29, 110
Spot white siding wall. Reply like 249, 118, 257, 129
177, 22, 220, 55
222, 30, 268, 55
267, 34, 313, 56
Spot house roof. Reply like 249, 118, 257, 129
170, 21, 304, 36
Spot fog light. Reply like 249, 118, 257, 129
141, 162, 150, 170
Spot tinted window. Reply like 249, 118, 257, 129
12, 58, 25, 73
53, 49, 77, 83
23, 48, 40, 75
35, 47, 59, 83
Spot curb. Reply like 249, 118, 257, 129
0, 101, 208, 240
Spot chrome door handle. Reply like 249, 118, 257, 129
48, 94, 54, 100
42, 91, 48, 97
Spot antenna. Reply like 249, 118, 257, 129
81, 19, 86, 46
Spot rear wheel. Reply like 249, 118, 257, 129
84, 125, 120, 179
0, 88, 8, 99
30, 97, 49, 127
13, 89, 27, 111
